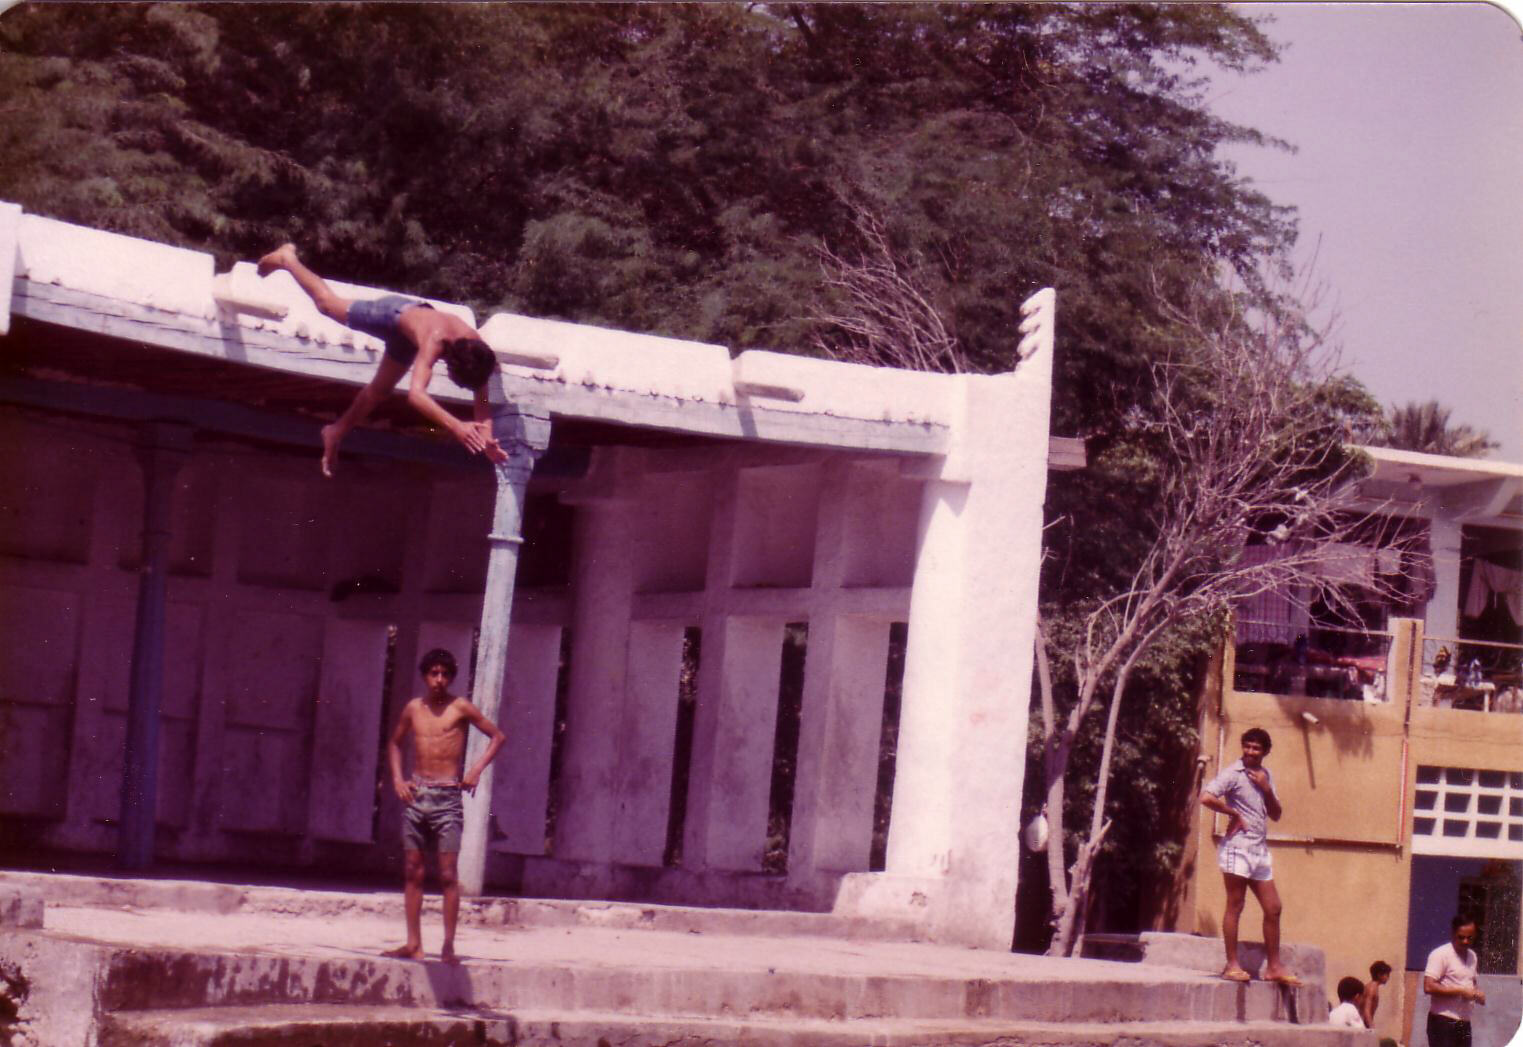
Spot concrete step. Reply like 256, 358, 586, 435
0, 869, 921, 941
14, 930, 1319, 1027
99, 1004, 1377, 1047
0, 871, 1341, 1046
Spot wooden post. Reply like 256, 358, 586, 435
459, 403, 551, 896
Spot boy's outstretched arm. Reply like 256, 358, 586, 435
406, 340, 505, 461
460, 701, 506, 794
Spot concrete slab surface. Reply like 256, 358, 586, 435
0, 871, 1363, 1047
99, 1005, 1377, 1047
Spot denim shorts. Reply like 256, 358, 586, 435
347, 295, 432, 366
401, 781, 463, 853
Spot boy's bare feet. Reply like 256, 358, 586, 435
440, 943, 459, 964
257, 243, 298, 277
320, 423, 341, 478
382, 943, 424, 960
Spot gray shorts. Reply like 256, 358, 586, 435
347, 295, 432, 366
401, 781, 463, 853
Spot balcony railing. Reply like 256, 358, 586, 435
1233, 620, 1393, 702
1419, 635, 1523, 714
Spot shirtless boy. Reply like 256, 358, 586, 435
385, 647, 506, 962
257, 244, 507, 477
1361, 959, 1392, 1029
1200, 727, 1300, 986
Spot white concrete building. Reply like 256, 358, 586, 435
0, 203, 1076, 947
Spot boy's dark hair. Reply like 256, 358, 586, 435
1452, 913, 1479, 932
441, 338, 497, 390
418, 647, 458, 680
1370, 960, 1392, 979
1241, 726, 1272, 753
1336, 976, 1364, 1002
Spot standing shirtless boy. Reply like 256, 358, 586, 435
385, 647, 506, 962
257, 244, 507, 477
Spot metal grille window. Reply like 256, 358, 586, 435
1413, 766, 1523, 858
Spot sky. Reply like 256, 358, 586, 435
1207, 1, 1523, 460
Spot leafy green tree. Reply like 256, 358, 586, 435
2, 3, 1294, 434
1380, 400, 1497, 459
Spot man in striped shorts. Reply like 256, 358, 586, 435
1201, 727, 1300, 986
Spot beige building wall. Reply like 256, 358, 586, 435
1188, 619, 1523, 1042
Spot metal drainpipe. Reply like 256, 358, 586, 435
458, 403, 551, 897
118, 422, 191, 869
1396, 617, 1423, 850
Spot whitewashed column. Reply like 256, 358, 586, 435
834, 307, 1054, 948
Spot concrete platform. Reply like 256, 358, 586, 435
0, 871, 1371, 1047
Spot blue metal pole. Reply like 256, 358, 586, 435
459, 403, 551, 895
118, 422, 191, 869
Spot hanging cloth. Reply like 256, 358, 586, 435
1463, 560, 1523, 624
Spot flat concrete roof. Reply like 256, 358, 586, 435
3, 203, 1083, 468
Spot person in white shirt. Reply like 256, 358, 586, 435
1328, 976, 1367, 1028
1425, 915, 1485, 1047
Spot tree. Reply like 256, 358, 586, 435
1035, 272, 1405, 956
1381, 400, 1497, 459
1, 2, 1294, 436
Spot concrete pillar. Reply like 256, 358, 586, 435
788, 460, 894, 881
610, 621, 687, 866
680, 470, 746, 871
1388, 617, 1424, 712
833, 342, 1053, 948
708, 617, 788, 871
1426, 514, 1463, 648
553, 488, 637, 865
459, 403, 550, 896
118, 422, 191, 869
490, 623, 563, 856
788, 615, 891, 876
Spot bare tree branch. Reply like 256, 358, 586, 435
1042, 266, 1411, 957
808, 198, 970, 373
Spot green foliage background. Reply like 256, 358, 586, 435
0, 2, 1368, 940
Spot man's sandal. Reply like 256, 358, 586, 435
1268, 972, 1303, 987
1220, 969, 1252, 983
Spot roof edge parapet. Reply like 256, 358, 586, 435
5, 205, 972, 454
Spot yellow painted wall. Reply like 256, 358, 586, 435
1186, 619, 1523, 1042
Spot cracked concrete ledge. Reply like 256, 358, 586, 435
0, 870, 923, 942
